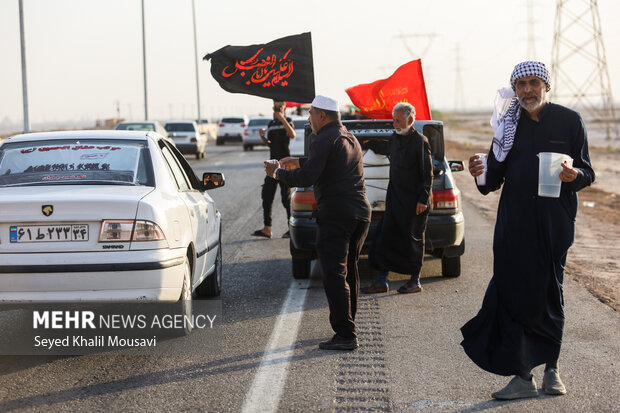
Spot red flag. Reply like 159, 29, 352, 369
345, 59, 431, 120
285, 101, 308, 108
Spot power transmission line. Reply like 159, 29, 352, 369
551, 0, 618, 139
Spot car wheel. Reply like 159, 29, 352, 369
216, 138, 223, 146
292, 257, 311, 279
195, 152, 201, 160
196, 235, 222, 297
249, 145, 254, 151
243, 145, 249, 151
178, 256, 193, 335
441, 255, 461, 277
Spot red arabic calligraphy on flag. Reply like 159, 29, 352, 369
204, 32, 315, 103
345, 59, 431, 120
222, 48, 294, 88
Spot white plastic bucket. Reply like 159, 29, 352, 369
537, 152, 573, 198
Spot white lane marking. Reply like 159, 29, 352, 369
241, 279, 309, 413
213, 161, 223, 166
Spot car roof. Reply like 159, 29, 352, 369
164, 120, 196, 124
3, 130, 157, 144
118, 120, 162, 125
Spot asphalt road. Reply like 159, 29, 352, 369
0, 143, 618, 412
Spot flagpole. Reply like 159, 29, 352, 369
191, 0, 201, 122
18, 0, 30, 133
141, 0, 148, 120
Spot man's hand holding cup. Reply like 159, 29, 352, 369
264, 159, 280, 178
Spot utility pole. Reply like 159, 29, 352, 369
393, 32, 441, 59
454, 44, 465, 112
191, 0, 201, 122
141, 0, 148, 120
551, 0, 618, 139
18, 0, 30, 133
526, 0, 537, 60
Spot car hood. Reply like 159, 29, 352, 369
0, 186, 154, 222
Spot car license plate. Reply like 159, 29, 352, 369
9, 225, 89, 243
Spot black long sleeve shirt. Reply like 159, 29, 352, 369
277, 120, 371, 222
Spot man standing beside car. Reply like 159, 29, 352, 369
252, 100, 296, 239
360, 102, 433, 295
461, 61, 595, 400
264, 95, 371, 351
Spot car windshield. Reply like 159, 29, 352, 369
0, 139, 152, 187
221, 118, 244, 123
164, 123, 195, 132
248, 119, 270, 127
116, 123, 155, 131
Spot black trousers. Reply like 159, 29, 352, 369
316, 218, 370, 339
261, 176, 290, 227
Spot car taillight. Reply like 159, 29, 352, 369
190, 137, 197, 142
292, 191, 317, 211
133, 220, 165, 241
240, 123, 246, 128
98, 220, 165, 242
218, 123, 225, 127
433, 189, 459, 210
243, 130, 249, 135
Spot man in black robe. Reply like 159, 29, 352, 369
360, 102, 433, 294
462, 61, 595, 400
264, 95, 371, 350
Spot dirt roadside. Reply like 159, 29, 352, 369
443, 119, 619, 313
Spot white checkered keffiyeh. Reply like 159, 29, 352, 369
510, 61, 550, 91
490, 88, 520, 163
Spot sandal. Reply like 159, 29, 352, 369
361, 282, 389, 294
251, 229, 271, 238
397, 281, 422, 294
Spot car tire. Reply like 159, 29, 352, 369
195, 152, 201, 160
178, 256, 193, 335
249, 145, 254, 151
292, 257, 311, 279
216, 138, 223, 146
243, 144, 249, 151
441, 255, 461, 277
196, 235, 222, 297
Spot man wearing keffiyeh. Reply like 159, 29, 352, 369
460, 61, 595, 400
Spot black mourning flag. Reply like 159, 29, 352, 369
203, 32, 315, 103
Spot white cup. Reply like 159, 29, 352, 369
474, 153, 487, 186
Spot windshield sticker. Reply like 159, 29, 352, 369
20, 145, 121, 154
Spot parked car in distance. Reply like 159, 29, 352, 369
164, 120, 206, 159
115, 120, 174, 146
289, 117, 308, 157
242, 117, 271, 151
216, 116, 248, 145
0, 130, 224, 330
289, 120, 465, 279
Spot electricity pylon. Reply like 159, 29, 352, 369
551, 0, 618, 139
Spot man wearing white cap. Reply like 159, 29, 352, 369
264, 95, 371, 350
461, 61, 595, 400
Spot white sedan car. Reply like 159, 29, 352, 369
0, 130, 224, 306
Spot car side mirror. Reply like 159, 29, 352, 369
202, 172, 225, 190
449, 161, 464, 172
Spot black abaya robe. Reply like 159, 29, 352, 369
363, 129, 433, 275
460, 102, 595, 376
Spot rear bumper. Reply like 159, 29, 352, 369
175, 143, 200, 154
289, 210, 465, 257
0, 248, 186, 302
217, 134, 242, 141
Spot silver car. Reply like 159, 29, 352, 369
242, 117, 271, 151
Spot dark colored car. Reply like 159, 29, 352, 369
288, 120, 465, 279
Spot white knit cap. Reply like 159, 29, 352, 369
311, 95, 339, 112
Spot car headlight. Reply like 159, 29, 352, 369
98, 220, 165, 242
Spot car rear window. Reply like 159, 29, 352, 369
164, 123, 195, 132
0, 139, 152, 187
248, 119, 270, 127
116, 123, 155, 131
221, 118, 244, 123
293, 120, 307, 129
